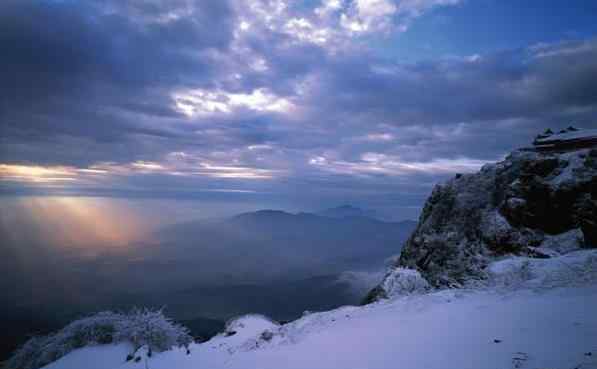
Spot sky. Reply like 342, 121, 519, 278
1, 0, 597, 219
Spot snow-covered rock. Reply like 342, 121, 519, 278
216, 314, 280, 353
368, 135, 596, 294
363, 268, 430, 303
539, 228, 585, 254
486, 249, 597, 290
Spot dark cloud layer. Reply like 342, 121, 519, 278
1, 0, 596, 218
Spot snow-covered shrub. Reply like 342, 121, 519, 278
114, 308, 192, 352
5, 309, 192, 369
380, 268, 430, 298
363, 267, 432, 303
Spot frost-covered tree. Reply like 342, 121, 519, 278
5, 309, 192, 369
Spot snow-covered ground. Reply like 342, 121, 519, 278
42, 250, 597, 369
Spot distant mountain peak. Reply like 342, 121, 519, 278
317, 205, 377, 219
334, 204, 360, 210
249, 209, 291, 216
233, 209, 293, 220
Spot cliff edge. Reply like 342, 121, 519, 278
366, 128, 597, 301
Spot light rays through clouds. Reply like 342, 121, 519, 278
1, 0, 597, 218
0, 197, 147, 256
0, 196, 266, 259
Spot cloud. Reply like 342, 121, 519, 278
353, 133, 396, 142
1, 0, 597, 219
0, 0, 235, 162
172, 88, 295, 116
0, 155, 282, 187
309, 153, 486, 177
0, 164, 81, 183
341, 0, 398, 34
333, 0, 463, 35
232, 0, 460, 51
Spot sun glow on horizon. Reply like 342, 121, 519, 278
0, 197, 149, 257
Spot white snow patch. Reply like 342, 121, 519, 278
540, 228, 585, 254
488, 249, 597, 289
212, 314, 280, 354
41, 344, 134, 369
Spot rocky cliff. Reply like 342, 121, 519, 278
366, 129, 597, 301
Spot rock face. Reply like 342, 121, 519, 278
369, 131, 597, 298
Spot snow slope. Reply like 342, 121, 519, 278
43, 250, 597, 369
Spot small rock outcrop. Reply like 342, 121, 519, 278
368, 129, 597, 299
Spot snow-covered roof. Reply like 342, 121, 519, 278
532, 128, 597, 151
534, 128, 597, 144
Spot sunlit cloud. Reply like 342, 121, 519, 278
284, 17, 331, 44
315, 0, 343, 18
95, 157, 281, 180
0, 164, 84, 183
367, 133, 395, 141
204, 189, 258, 193
530, 39, 597, 59
309, 152, 487, 176
340, 0, 396, 34
239, 20, 251, 31
131, 161, 166, 171
250, 57, 269, 72
234, 0, 461, 50
195, 163, 278, 179
352, 133, 396, 142
173, 88, 295, 117
248, 144, 274, 151
0, 156, 281, 188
